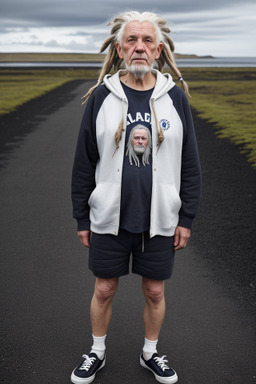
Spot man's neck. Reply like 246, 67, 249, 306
120, 71, 156, 91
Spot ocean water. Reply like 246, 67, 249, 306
0, 57, 256, 68
176, 57, 256, 67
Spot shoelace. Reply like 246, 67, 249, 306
79, 355, 96, 371
153, 355, 170, 372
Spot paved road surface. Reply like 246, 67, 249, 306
1, 81, 255, 384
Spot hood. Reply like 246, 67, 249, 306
103, 70, 127, 101
151, 70, 176, 100
103, 70, 176, 101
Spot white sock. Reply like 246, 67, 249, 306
142, 338, 158, 360
90, 334, 106, 360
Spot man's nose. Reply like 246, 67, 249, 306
135, 40, 145, 52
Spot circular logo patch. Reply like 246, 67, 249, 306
159, 119, 171, 131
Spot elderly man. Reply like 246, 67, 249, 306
71, 11, 201, 384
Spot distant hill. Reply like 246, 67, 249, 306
174, 53, 214, 59
0, 52, 214, 62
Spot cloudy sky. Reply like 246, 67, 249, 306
1, 0, 256, 57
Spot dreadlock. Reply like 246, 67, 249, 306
82, 11, 191, 152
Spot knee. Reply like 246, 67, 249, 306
142, 279, 164, 305
94, 278, 119, 304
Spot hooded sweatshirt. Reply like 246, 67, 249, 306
72, 70, 202, 238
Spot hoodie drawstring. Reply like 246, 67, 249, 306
152, 98, 164, 152
142, 232, 145, 253
113, 97, 127, 157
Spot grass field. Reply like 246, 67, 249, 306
180, 68, 256, 167
0, 66, 255, 168
0, 68, 98, 115
0, 53, 106, 63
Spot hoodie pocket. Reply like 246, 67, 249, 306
153, 184, 181, 229
88, 183, 120, 227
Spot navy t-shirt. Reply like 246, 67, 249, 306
119, 83, 154, 233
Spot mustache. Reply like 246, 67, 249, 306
132, 57, 147, 61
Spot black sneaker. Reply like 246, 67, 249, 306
71, 353, 106, 384
140, 353, 178, 383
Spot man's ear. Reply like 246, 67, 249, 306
116, 42, 123, 59
156, 43, 163, 60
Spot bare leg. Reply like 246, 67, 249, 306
142, 278, 165, 340
90, 277, 119, 336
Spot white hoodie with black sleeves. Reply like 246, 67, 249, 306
72, 70, 202, 238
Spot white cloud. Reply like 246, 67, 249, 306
0, 3, 255, 56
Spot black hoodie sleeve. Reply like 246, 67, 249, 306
71, 94, 99, 231
170, 86, 202, 228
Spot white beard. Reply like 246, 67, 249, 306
134, 145, 146, 155
125, 63, 153, 79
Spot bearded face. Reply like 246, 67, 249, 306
126, 125, 151, 167
132, 129, 149, 154
115, 21, 163, 80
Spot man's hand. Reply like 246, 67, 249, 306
174, 226, 191, 251
77, 230, 91, 248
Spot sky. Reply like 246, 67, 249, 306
0, 0, 256, 57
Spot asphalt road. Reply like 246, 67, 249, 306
0, 80, 255, 384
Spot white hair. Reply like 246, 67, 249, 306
115, 11, 162, 45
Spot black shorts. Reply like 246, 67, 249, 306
89, 229, 175, 280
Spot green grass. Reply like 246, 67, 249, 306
0, 67, 256, 168
189, 80, 256, 165
178, 68, 256, 168
0, 68, 99, 115
0, 52, 106, 63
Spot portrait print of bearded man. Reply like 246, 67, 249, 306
126, 124, 152, 167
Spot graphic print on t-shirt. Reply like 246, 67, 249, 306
125, 124, 152, 167
126, 111, 151, 125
